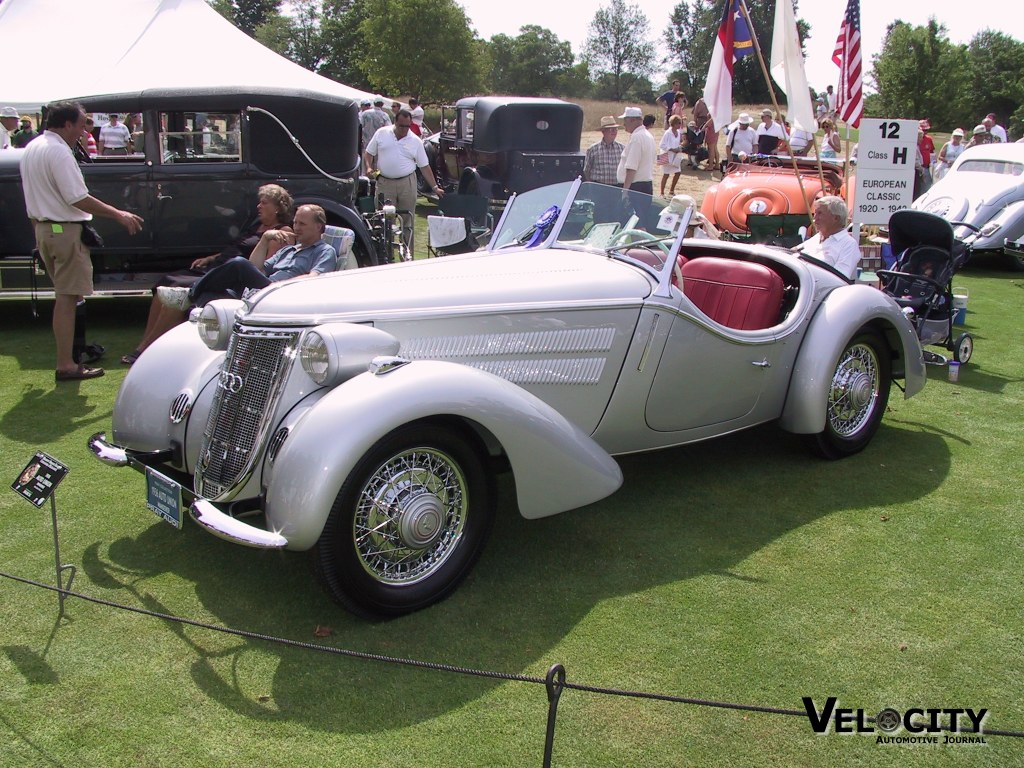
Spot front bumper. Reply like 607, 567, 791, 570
88, 432, 288, 550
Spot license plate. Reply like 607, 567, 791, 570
145, 466, 184, 529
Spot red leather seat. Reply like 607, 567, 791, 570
625, 248, 688, 287
680, 257, 784, 330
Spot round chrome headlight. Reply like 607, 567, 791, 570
196, 299, 245, 350
299, 331, 331, 385
298, 324, 401, 387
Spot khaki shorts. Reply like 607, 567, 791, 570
34, 221, 94, 297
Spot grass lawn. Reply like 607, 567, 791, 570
1, 255, 1023, 767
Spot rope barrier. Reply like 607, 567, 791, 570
4, 568, 1023, 758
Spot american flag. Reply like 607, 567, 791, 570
832, 0, 863, 127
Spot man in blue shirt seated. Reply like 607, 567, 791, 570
158, 204, 336, 309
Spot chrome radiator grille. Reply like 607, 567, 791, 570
195, 327, 300, 500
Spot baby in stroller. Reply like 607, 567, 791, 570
877, 210, 973, 366
686, 121, 709, 169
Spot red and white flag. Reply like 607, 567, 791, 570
703, 0, 754, 132
832, 0, 863, 127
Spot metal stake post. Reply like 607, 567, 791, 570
49, 493, 76, 619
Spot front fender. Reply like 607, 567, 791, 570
779, 284, 925, 434
112, 319, 223, 455
266, 360, 623, 550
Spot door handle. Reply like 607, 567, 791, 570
751, 358, 771, 368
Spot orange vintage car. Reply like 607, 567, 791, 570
701, 156, 850, 234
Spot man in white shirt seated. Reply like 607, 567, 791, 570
799, 196, 860, 279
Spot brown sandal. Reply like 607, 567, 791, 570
55, 366, 105, 381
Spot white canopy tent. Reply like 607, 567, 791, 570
0, 0, 379, 113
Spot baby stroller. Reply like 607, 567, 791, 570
877, 209, 973, 366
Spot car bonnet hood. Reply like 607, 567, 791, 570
248, 248, 652, 320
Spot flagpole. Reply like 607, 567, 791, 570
737, 0, 813, 228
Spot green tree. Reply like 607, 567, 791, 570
583, 0, 658, 102
966, 30, 1024, 136
207, 0, 281, 36
320, 0, 374, 91
487, 26, 574, 97
358, 0, 483, 100
254, 0, 333, 71
869, 19, 970, 130
663, 0, 718, 97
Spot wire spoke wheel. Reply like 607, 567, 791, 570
355, 447, 468, 585
315, 424, 495, 618
811, 331, 891, 459
827, 342, 880, 437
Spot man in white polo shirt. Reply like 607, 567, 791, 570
21, 101, 143, 381
616, 106, 656, 231
363, 108, 444, 253
98, 113, 132, 155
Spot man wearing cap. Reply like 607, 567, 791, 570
726, 113, 756, 161
966, 124, 991, 149
584, 116, 624, 186
755, 109, 787, 155
98, 113, 132, 156
615, 107, 656, 230
13, 116, 39, 148
984, 114, 1007, 143
0, 106, 19, 150
363, 108, 444, 255
20, 101, 144, 381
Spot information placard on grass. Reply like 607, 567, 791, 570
852, 118, 918, 227
10, 452, 69, 508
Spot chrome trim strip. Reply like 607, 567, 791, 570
403, 326, 616, 359
638, 313, 661, 372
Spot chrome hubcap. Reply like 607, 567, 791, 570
828, 343, 880, 437
354, 447, 468, 585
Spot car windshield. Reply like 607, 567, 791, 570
489, 181, 688, 273
957, 159, 1024, 176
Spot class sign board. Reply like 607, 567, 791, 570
852, 119, 919, 227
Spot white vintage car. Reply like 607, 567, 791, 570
913, 142, 1024, 270
90, 180, 925, 618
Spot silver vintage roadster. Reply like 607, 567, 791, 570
90, 180, 925, 618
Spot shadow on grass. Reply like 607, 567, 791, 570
77, 419, 949, 734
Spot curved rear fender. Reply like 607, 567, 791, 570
265, 360, 623, 550
971, 199, 1024, 250
779, 284, 925, 434
112, 319, 223, 453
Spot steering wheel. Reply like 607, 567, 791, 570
610, 229, 672, 255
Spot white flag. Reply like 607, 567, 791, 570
770, 0, 816, 133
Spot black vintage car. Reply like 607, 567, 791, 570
425, 97, 585, 203
0, 86, 376, 296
